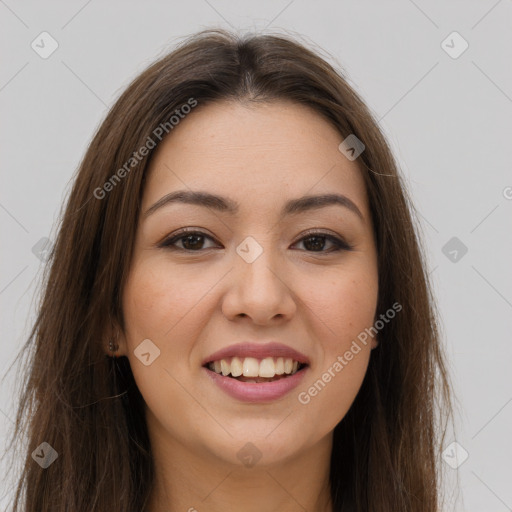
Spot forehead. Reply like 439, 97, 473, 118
143, 100, 369, 218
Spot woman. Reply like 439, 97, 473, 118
3, 28, 455, 511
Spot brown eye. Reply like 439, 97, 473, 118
160, 230, 219, 251
292, 232, 353, 253
160, 229, 353, 253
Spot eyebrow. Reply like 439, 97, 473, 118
144, 190, 364, 221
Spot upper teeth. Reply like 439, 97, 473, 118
207, 357, 301, 378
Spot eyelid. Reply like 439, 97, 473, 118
158, 227, 353, 252
293, 229, 354, 252
157, 227, 217, 245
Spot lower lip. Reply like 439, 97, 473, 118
203, 366, 308, 403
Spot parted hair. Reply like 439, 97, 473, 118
3, 28, 455, 512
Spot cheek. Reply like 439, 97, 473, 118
122, 258, 212, 339
294, 266, 377, 427
120, 260, 212, 422
120, 259, 207, 396
304, 265, 378, 344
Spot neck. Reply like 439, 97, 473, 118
145, 429, 334, 512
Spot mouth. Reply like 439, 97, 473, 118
203, 356, 308, 383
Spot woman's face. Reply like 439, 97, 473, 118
119, 100, 378, 468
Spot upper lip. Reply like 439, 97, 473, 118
202, 342, 310, 366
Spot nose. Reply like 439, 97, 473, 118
221, 246, 297, 325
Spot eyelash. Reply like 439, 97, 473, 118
159, 228, 354, 253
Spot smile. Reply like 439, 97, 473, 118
206, 356, 306, 382
203, 357, 309, 402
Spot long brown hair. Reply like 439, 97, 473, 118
2, 28, 455, 511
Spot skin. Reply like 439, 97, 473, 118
113, 100, 379, 512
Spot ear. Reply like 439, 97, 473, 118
370, 335, 379, 350
103, 320, 128, 358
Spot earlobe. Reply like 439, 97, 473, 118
105, 324, 126, 358
371, 337, 379, 350
108, 336, 120, 358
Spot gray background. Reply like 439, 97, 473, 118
1, 1, 511, 510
